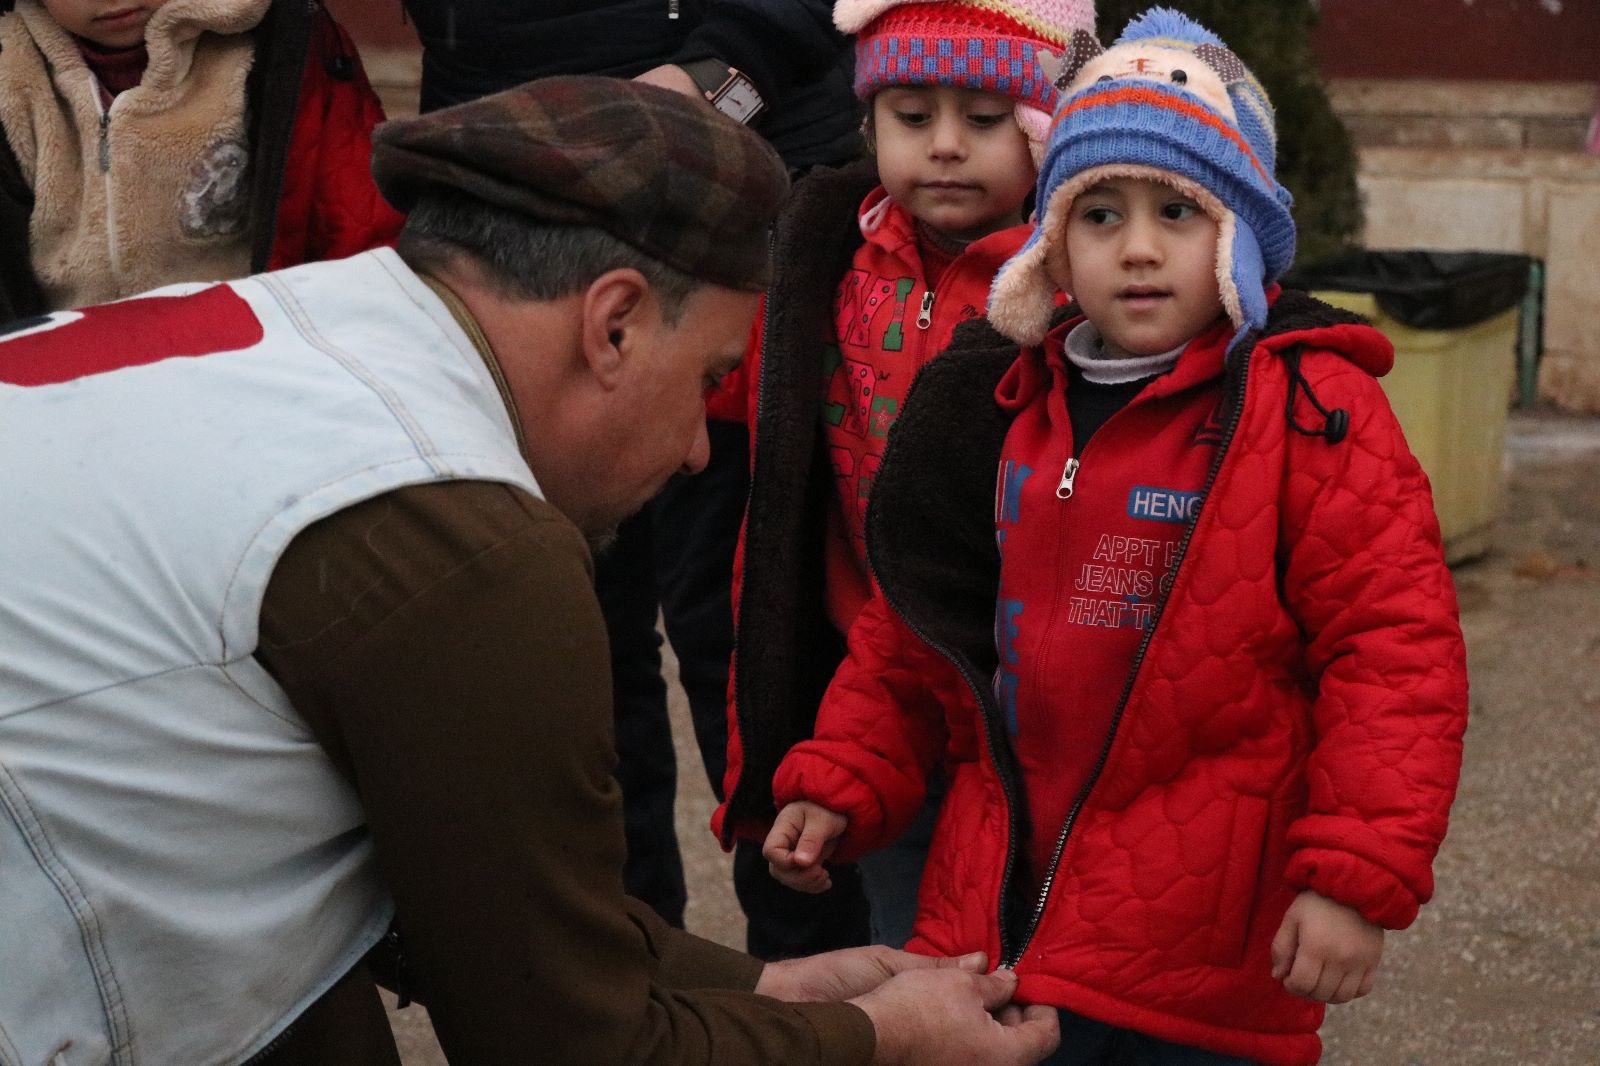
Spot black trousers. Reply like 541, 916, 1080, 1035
595, 419, 870, 959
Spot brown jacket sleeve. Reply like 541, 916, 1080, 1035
256, 480, 874, 1066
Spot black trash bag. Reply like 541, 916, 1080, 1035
1283, 250, 1533, 331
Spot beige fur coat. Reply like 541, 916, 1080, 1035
0, 0, 271, 309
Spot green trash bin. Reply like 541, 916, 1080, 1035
1284, 251, 1534, 564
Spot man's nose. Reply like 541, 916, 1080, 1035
681, 419, 711, 476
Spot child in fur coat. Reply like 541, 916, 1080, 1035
0, 0, 401, 322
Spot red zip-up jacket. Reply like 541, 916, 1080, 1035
773, 293, 1469, 1065
260, 5, 403, 271
713, 163, 1031, 842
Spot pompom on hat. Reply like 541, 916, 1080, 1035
986, 7, 1297, 351
838, 0, 1097, 157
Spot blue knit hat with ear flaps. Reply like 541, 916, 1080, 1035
986, 7, 1296, 355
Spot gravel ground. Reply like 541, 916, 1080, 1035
391, 409, 1600, 1064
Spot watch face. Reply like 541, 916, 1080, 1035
713, 76, 764, 125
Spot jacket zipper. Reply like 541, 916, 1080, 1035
916, 290, 935, 329
1054, 457, 1080, 499
865, 549, 1027, 961
96, 88, 126, 289
999, 352, 1252, 969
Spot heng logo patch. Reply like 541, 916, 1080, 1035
1127, 485, 1203, 524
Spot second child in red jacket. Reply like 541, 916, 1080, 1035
712, 0, 1094, 950
763, 10, 1469, 1065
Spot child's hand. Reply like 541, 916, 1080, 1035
1270, 890, 1385, 1003
762, 801, 849, 893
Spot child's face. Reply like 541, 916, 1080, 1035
1061, 176, 1224, 359
42, 0, 168, 50
870, 85, 1035, 242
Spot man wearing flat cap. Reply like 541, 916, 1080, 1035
0, 77, 1058, 1065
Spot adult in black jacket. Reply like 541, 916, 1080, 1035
399, 0, 870, 960
401, 0, 859, 172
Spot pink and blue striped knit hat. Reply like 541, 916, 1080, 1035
838, 0, 1097, 151
987, 7, 1297, 352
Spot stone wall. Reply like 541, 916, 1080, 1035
363, 48, 422, 120
1331, 80, 1600, 412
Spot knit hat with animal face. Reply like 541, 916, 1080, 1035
987, 7, 1296, 350
837, 0, 1097, 160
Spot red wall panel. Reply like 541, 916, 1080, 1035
324, 0, 419, 50
1315, 0, 1600, 81
325, 0, 1600, 83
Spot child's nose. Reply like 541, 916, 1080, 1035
928, 114, 968, 159
1121, 215, 1163, 265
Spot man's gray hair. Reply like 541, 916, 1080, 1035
396, 191, 700, 324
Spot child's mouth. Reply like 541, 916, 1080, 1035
1118, 286, 1171, 308
96, 7, 147, 28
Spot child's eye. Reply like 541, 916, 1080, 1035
1162, 201, 1202, 221
1082, 206, 1120, 225
894, 110, 931, 127
968, 112, 1009, 129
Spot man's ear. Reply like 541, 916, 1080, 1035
580, 268, 653, 388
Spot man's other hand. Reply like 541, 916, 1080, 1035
855, 966, 1059, 1066
755, 946, 989, 1003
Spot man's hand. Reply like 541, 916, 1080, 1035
1271, 890, 1385, 1004
756, 946, 990, 1003
633, 64, 704, 103
854, 966, 1060, 1066
763, 800, 848, 893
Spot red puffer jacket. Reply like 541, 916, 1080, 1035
773, 292, 1469, 1065
261, 5, 403, 270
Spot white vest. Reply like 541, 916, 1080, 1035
0, 250, 540, 1066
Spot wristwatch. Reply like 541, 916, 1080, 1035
680, 58, 765, 125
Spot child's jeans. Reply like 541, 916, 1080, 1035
1040, 1009, 1260, 1066
856, 791, 939, 947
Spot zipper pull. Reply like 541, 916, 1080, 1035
667, 0, 680, 17
1055, 457, 1080, 500
98, 111, 111, 172
917, 290, 935, 329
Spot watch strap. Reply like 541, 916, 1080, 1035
680, 57, 739, 99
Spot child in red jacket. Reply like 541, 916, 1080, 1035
764, 9, 1468, 1064
0, 0, 402, 320
713, 0, 1094, 953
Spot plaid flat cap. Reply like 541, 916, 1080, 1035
371, 75, 789, 291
